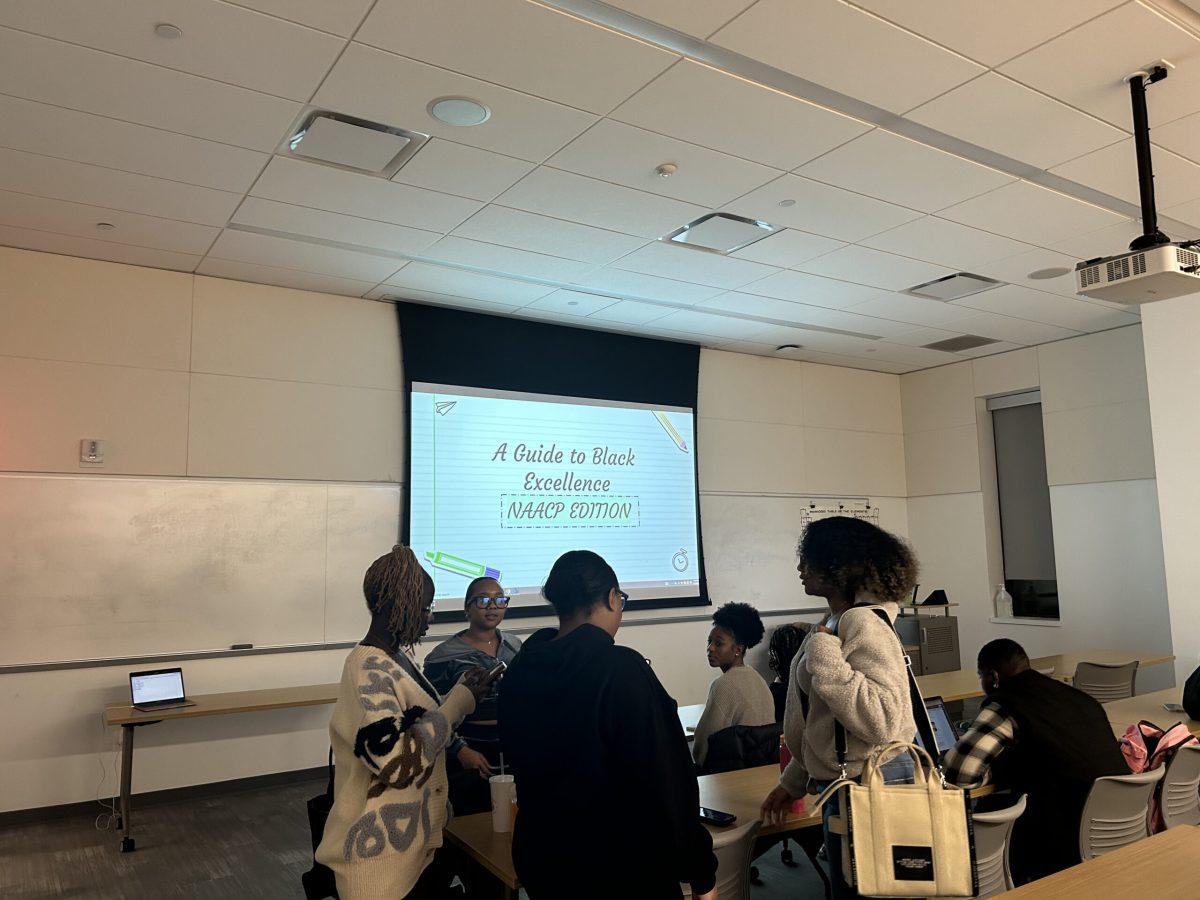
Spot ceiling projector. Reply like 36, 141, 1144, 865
1074, 64, 1200, 305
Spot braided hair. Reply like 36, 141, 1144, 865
362, 544, 434, 647
768, 623, 804, 679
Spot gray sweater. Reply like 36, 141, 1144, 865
780, 601, 912, 795
690, 665, 777, 768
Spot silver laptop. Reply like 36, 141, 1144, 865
129, 667, 196, 712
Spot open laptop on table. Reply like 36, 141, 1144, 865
916, 695, 961, 758
129, 667, 196, 712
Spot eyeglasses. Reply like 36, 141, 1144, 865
469, 595, 511, 609
618, 590, 629, 611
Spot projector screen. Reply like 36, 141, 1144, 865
409, 382, 703, 610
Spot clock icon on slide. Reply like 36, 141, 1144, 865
671, 549, 689, 573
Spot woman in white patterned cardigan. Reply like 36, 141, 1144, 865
317, 545, 498, 899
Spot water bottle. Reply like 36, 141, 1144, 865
993, 583, 1013, 618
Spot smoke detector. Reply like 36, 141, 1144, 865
283, 110, 428, 177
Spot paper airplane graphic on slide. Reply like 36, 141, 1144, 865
435, 401, 457, 416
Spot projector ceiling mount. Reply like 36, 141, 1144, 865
1124, 63, 1172, 251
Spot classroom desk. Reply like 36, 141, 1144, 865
997, 824, 1200, 898
1102, 687, 1200, 738
915, 651, 1174, 702
103, 683, 339, 852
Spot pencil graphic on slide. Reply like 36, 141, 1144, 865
652, 411, 689, 453
425, 550, 501, 581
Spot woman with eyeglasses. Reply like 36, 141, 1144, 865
424, 576, 523, 812
316, 545, 500, 899
500, 550, 717, 900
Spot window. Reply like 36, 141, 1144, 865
988, 391, 1058, 620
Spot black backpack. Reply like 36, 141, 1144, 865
301, 750, 338, 899
1184, 664, 1200, 721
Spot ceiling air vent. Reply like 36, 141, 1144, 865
905, 272, 1001, 301
663, 213, 779, 255
922, 334, 998, 353
283, 110, 428, 177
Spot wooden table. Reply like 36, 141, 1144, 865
103, 683, 338, 852
997, 824, 1200, 898
915, 651, 1174, 702
1102, 687, 1200, 738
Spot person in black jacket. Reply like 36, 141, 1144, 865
944, 638, 1129, 885
1184, 662, 1200, 721
499, 550, 717, 900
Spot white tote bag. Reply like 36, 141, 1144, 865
815, 742, 978, 898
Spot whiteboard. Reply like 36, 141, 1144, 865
0, 475, 400, 666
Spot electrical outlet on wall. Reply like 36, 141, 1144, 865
80, 438, 106, 466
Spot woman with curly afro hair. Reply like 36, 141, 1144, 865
690, 602, 776, 770
761, 517, 919, 900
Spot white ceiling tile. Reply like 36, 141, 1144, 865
1161, 196, 1200, 230
0, 94, 268, 193
1152, 110, 1200, 164
950, 283, 1140, 331
0, 0, 344, 101
195, 258, 378, 297
251, 157, 481, 233
587, 299, 673, 324
730, 229, 845, 267
0, 223, 200, 272
711, 340, 777, 357
611, 241, 779, 288
421, 236, 596, 282
0, 148, 241, 227
1051, 138, 1200, 208
976, 247, 1082, 297
548, 120, 781, 207
648, 309, 779, 340
231, 197, 441, 255
612, 59, 872, 170
741, 269, 887, 309
511, 308, 597, 329
796, 129, 1016, 212
525, 290, 619, 317
384, 261, 554, 305
725, 174, 922, 242
907, 73, 1126, 170
787, 347, 914, 373
453, 206, 646, 265
601, 0, 756, 38
0, 27, 298, 152
939, 308, 1081, 345
939, 180, 1125, 247
369, 285, 524, 314
850, 0, 1125, 67
711, 0, 983, 113
391, 141, 535, 202
848, 292, 974, 327
207, 230, 404, 281
574, 267, 723, 304
699, 292, 909, 338
0, 190, 217, 254
1050, 218, 1144, 258
1000, 3, 1200, 129
313, 43, 596, 163
496, 167, 707, 238
862, 215, 1038, 268
796, 245, 954, 291
359, 0, 677, 114
885, 325, 962, 347
224, 0, 373, 36
863, 343, 960, 367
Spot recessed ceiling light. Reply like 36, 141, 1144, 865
777, 199, 796, 207
154, 22, 183, 39
95, 222, 115, 231
664, 213, 779, 255
428, 97, 491, 127
284, 110, 427, 177
1028, 266, 1072, 280
906, 272, 1001, 301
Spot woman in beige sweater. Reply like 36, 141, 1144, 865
761, 517, 918, 900
316, 545, 497, 899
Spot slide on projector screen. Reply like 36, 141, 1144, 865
409, 383, 701, 607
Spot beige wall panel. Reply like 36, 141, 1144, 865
187, 374, 403, 482
904, 423, 982, 497
0, 356, 188, 474
191, 277, 402, 390
1043, 399, 1156, 485
802, 362, 902, 433
0, 247, 192, 370
1037, 325, 1147, 413
972, 346, 1039, 398
901, 361, 975, 433
804, 427, 906, 497
698, 349, 804, 425
697, 417, 805, 493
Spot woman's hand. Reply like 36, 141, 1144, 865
694, 889, 717, 900
456, 745, 493, 779
460, 665, 503, 702
760, 785, 798, 825
812, 624, 836, 636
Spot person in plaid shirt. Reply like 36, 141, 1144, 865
944, 639, 1127, 884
